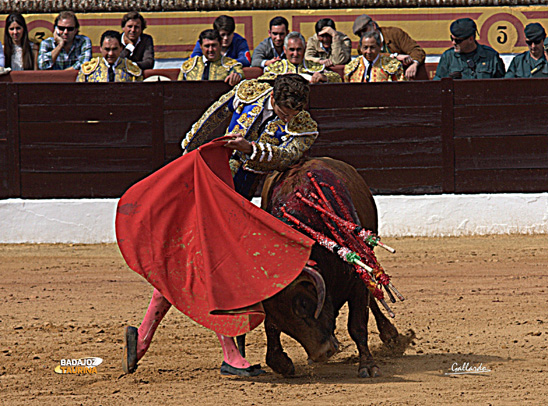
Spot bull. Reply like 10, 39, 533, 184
260, 157, 400, 378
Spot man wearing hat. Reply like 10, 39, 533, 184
433, 18, 505, 80
506, 23, 548, 78
352, 14, 426, 79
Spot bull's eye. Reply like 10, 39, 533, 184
293, 295, 315, 318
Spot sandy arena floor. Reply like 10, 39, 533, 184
1, 235, 547, 405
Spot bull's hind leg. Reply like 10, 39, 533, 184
369, 297, 399, 345
265, 315, 295, 376
348, 289, 380, 378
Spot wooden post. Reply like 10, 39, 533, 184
441, 78, 455, 193
6, 83, 20, 197
150, 82, 166, 170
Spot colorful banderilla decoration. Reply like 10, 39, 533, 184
278, 172, 404, 318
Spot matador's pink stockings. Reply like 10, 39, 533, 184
216, 333, 251, 369
136, 288, 171, 360
137, 288, 251, 368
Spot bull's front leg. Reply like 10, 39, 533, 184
265, 315, 295, 376
369, 296, 399, 345
348, 288, 380, 378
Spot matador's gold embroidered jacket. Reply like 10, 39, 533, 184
181, 79, 319, 198
76, 57, 142, 82
344, 55, 406, 83
177, 55, 244, 81
259, 59, 342, 83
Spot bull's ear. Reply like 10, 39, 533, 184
292, 294, 315, 319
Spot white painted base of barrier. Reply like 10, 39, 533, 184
1, 193, 546, 243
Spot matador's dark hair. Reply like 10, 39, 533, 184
272, 74, 310, 111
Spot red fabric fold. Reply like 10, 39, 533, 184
116, 138, 314, 337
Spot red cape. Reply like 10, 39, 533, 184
116, 138, 314, 336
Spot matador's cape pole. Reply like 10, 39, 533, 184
115, 138, 314, 337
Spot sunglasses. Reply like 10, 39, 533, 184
525, 39, 543, 46
450, 36, 467, 44
57, 25, 76, 32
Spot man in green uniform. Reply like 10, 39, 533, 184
506, 23, 548, 78
433, 18, 505, 80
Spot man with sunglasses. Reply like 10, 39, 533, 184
38, 11, 91, 70
506, 23, 548, 78
433, 18, 505, 80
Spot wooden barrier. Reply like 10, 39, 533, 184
1, 78, 547, 199
0, 64, 430, 83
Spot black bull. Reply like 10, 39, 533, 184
259, 157, 399, 378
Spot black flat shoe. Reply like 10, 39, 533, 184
122, 326, 138, 374
220, 361, 266, 377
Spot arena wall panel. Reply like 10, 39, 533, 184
1, 78, 548, 199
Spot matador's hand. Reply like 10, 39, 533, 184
223, 135, 253, 154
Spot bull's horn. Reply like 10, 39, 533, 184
303, 265, 326, 319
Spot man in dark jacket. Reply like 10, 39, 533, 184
120, 11, 155, 70
506, 23, 548, 78
251, 16, 289, 68
433, 18, 505, 80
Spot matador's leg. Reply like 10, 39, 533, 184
122, 288, 171, 373
217, 333, 266, 377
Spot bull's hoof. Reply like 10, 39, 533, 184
266, 353, 295, 377
379, 323, 399, 345
358, 365, 380, 378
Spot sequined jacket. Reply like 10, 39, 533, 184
76, 57, 142, 82
259, 59, 342, 83
181, 79, 319, 198
177, 55, 244, 81
344, 55, 407, 82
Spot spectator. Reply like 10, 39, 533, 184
38, 11, 91, 70
251, 16, 289, 68
76, 30, 142, 82
344, 31, 406, 82
506, 23, 548, 78
119, 11, 155, 71
305, 18, 351, 67
4, 13, 37, 70
191, 15, 251, 67
353, 14, 426, 80
433, 18, 505, 80
260, 31, 341, 83
178, 29, 243, 86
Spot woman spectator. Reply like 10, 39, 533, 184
4, 13, 37, 70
